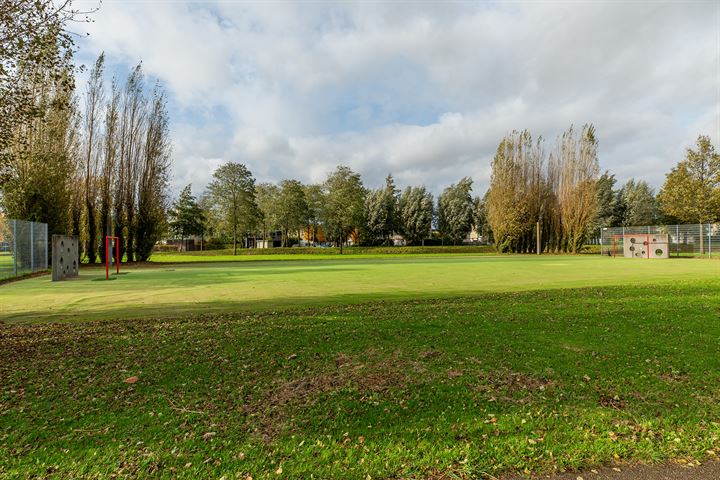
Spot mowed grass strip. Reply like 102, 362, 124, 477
2, 281, 720, 479
0, 255, 718, 323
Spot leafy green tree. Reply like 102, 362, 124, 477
365, 174, 399, 245
321, 166, 366, 253
255, 182, 280, 244
0, 0, 85, 170
0, 69, 77, 240
472, 194, 491, 242
619, 179, 660, 226
277, 179, 309, 247
437, 177, 474, 245
593, 171, 623, 228
398, 186, 433, 245
168, 184, 205, 249
207, 162, 260, 255
303, 183, 324, 244
658, 135, 720, 224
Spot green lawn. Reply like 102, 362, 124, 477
0, 255, 717, 323
1, 255, 720, 478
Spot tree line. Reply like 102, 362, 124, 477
171, 131, 719, 255
1, 2, 172, 262
169, 165, 448, 253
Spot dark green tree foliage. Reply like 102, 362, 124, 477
473, 194, 490, 242
437, 177, 474, 244
207, 162, 259, 255
321, 166, 366, 252
619, 179, 660, 227
277, 179, 309, 246
168, 184, 205, 247
303, 183, 324, 244
255, 182, 280, 242
365, 174, 399, 245
593, 171, 622, 228
398, 186, 433, 245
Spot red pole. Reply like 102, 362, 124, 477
116, 238, 120, 274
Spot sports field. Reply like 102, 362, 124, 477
0, 254, 716, 324
1, 254, 720, 478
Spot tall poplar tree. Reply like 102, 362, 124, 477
437, 177, 474, 245
398, 186, 433, 245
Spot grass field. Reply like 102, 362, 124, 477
2, 254, 720, 478
0, 255, 717, 323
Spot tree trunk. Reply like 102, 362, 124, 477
86, 200, 96, 263
233, 228, 237, 256
99, 201, 110, 264
126, 201, 135, 262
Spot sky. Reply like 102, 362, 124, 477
74, 0, 720, 198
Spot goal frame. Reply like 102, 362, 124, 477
105, 235, 120, 280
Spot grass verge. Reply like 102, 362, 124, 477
2, 281, 720, 478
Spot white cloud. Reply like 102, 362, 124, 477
75, 0, 720, 197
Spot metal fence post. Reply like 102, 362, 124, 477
12, 219, 17, 276
676, 225, 679, 257
44, 223, 48, 269
30, 221, 34, 272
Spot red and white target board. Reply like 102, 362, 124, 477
609, 234, 669, 259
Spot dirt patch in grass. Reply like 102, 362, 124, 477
506, 459, 720, 480
477, 370, 557, 393
599, 394, 626, 410
248, 351, 411, 441
269, 353, 408, 406
659, 372, 690, 383
420, 349, 442, 359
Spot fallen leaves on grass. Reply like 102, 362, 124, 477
599, 394, 626, 410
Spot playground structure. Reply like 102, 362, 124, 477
607, 233, 670, 259
51, 235, 79, 281
600, 224, 719, 258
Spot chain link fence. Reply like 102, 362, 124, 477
0, 218, 49, 280
600, 224, 720, 258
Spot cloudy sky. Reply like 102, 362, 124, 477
74, 0, 720, 197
